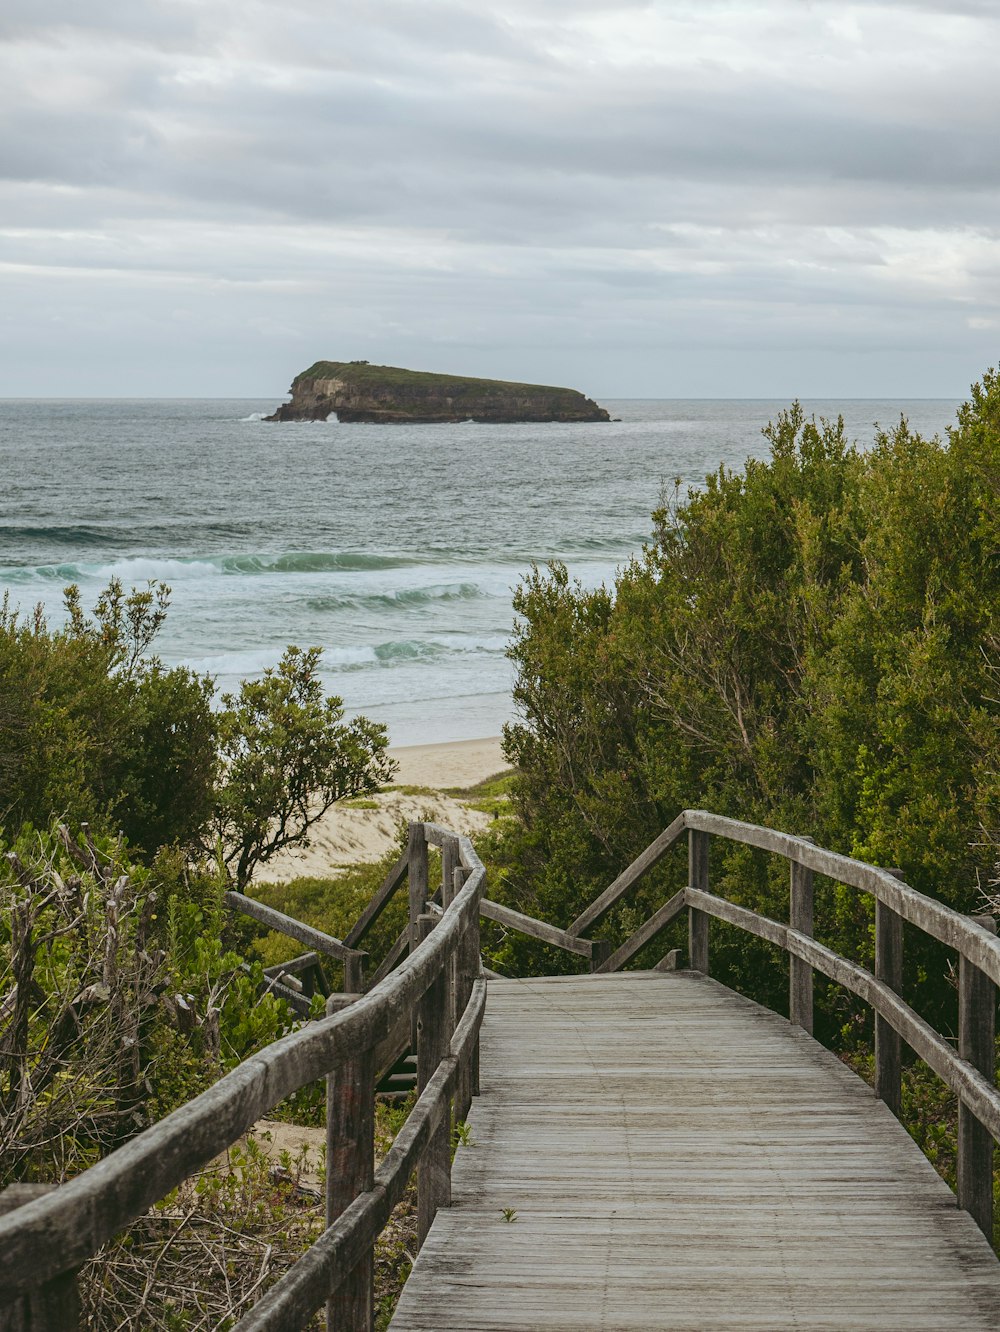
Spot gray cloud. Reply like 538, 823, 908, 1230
2, 0, 999, 396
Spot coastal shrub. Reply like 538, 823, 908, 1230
0, 582, 395, 885
210, 646, 395, 890
0, 582, 216, 859
491, 371, 1000, 1036
0, 826, 290, 1183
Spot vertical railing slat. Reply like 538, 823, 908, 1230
958, 915, 996, 1239
688, 828, 710, 973
874, 872, 905, 1118
789, 840, 814, 1033
0, 1187, 79, 1332
415, 913, 453, 1248
325, 996, 376, 1332
408, 822, 429, 955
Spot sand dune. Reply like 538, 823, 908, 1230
257, 736, 508, 882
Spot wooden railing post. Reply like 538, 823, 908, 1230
688, 829, 710, 973
875, 870, 905, 1119
415, 913, 453, 1248
455, 866, 480, 1119
325, 995, 375, 1331
408, 822, 429, 955
344, 949, 366, 995
0, 1187, 79, 1331
589, 939, 612, 972
958, 914, 996, 1239
789, 839, 814, 1033
442, 836, 460, 1029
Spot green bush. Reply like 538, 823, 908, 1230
490, 372, 1000, 1037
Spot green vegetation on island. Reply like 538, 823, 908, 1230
266, 358, 611, 423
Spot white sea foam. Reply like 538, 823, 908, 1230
93, 556, 222, 582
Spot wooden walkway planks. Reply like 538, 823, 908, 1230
389, 971, 1000, 1330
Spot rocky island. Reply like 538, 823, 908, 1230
266, 360, 610, 423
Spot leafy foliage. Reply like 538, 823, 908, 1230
0, 581, 216, 860
211, 646, 395, 890
0, 582, 395, 883
491, 374, 1000, 1033
0, 827, 289, 1184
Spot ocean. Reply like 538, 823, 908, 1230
0, 397, 961, 746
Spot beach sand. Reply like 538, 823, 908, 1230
390, 735, 506, 788
257, 735, 509, 883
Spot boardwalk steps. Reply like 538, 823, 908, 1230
391, 972, 1000, 1330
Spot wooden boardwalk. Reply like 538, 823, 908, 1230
390, 971, 1000, 1330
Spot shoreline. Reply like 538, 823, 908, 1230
257, 736, 509, 883
387, 735, 507, 789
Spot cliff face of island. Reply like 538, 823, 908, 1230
266, 360, 611, 423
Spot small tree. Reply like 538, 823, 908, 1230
211, 646, 395, 889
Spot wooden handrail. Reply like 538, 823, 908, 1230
682, 810, 1000, 986
479, 897, 594, 958
567, 811, 687, 937
0, 823, 487, 1330
577, 810, 1000, 1239
226, 890, 360, 966
343, 847, 409, 949
7, 804, 999, 1325
235, 976, 488, 1331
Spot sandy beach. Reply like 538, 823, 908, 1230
389, 735, 506, 788
258, 735, 509, 883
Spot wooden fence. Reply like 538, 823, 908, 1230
0, 822, 486, 1332
4, 807, 1000, 1328
563, 808, 1000, 1240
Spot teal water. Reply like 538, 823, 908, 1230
0, 397, 961, 744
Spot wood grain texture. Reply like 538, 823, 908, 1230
683, 811, 1000, 987
480, 897, 594, 957
875, 893, 904, 1117
568, 812, 687, 937
343, 848, 409, 948
390, 972, 1000, 1331
0, 851, 487, 1300
225, 891, 355, 962
959, 918, 997, 1239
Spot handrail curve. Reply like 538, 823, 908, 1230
235, 975, 487, 1332
0, 824, 487, 1317
574, 808, 1000, 1241
683, 810, 1000, 986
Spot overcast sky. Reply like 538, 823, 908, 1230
2, 0, 998, 398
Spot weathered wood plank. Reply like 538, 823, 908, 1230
683, 810, 1000, 988
875, 884, 904, 1116
0, 1187, 79, 1332
959, 916, 997, 1238
408, 823, 429, 956
226, 890, 355, 962
688, 828, 709, 973
237, 976, 486, 1331
567, 812, 687, 937
788, 840, 813, 1032
480, 898, 593, 957
416, 915, 452, 1247
326, 994, 375, 1332
343, 847, 409, 948
683, 886, 1000, 1144
390, 973, 1000, 1331
596, 889, 686, 973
